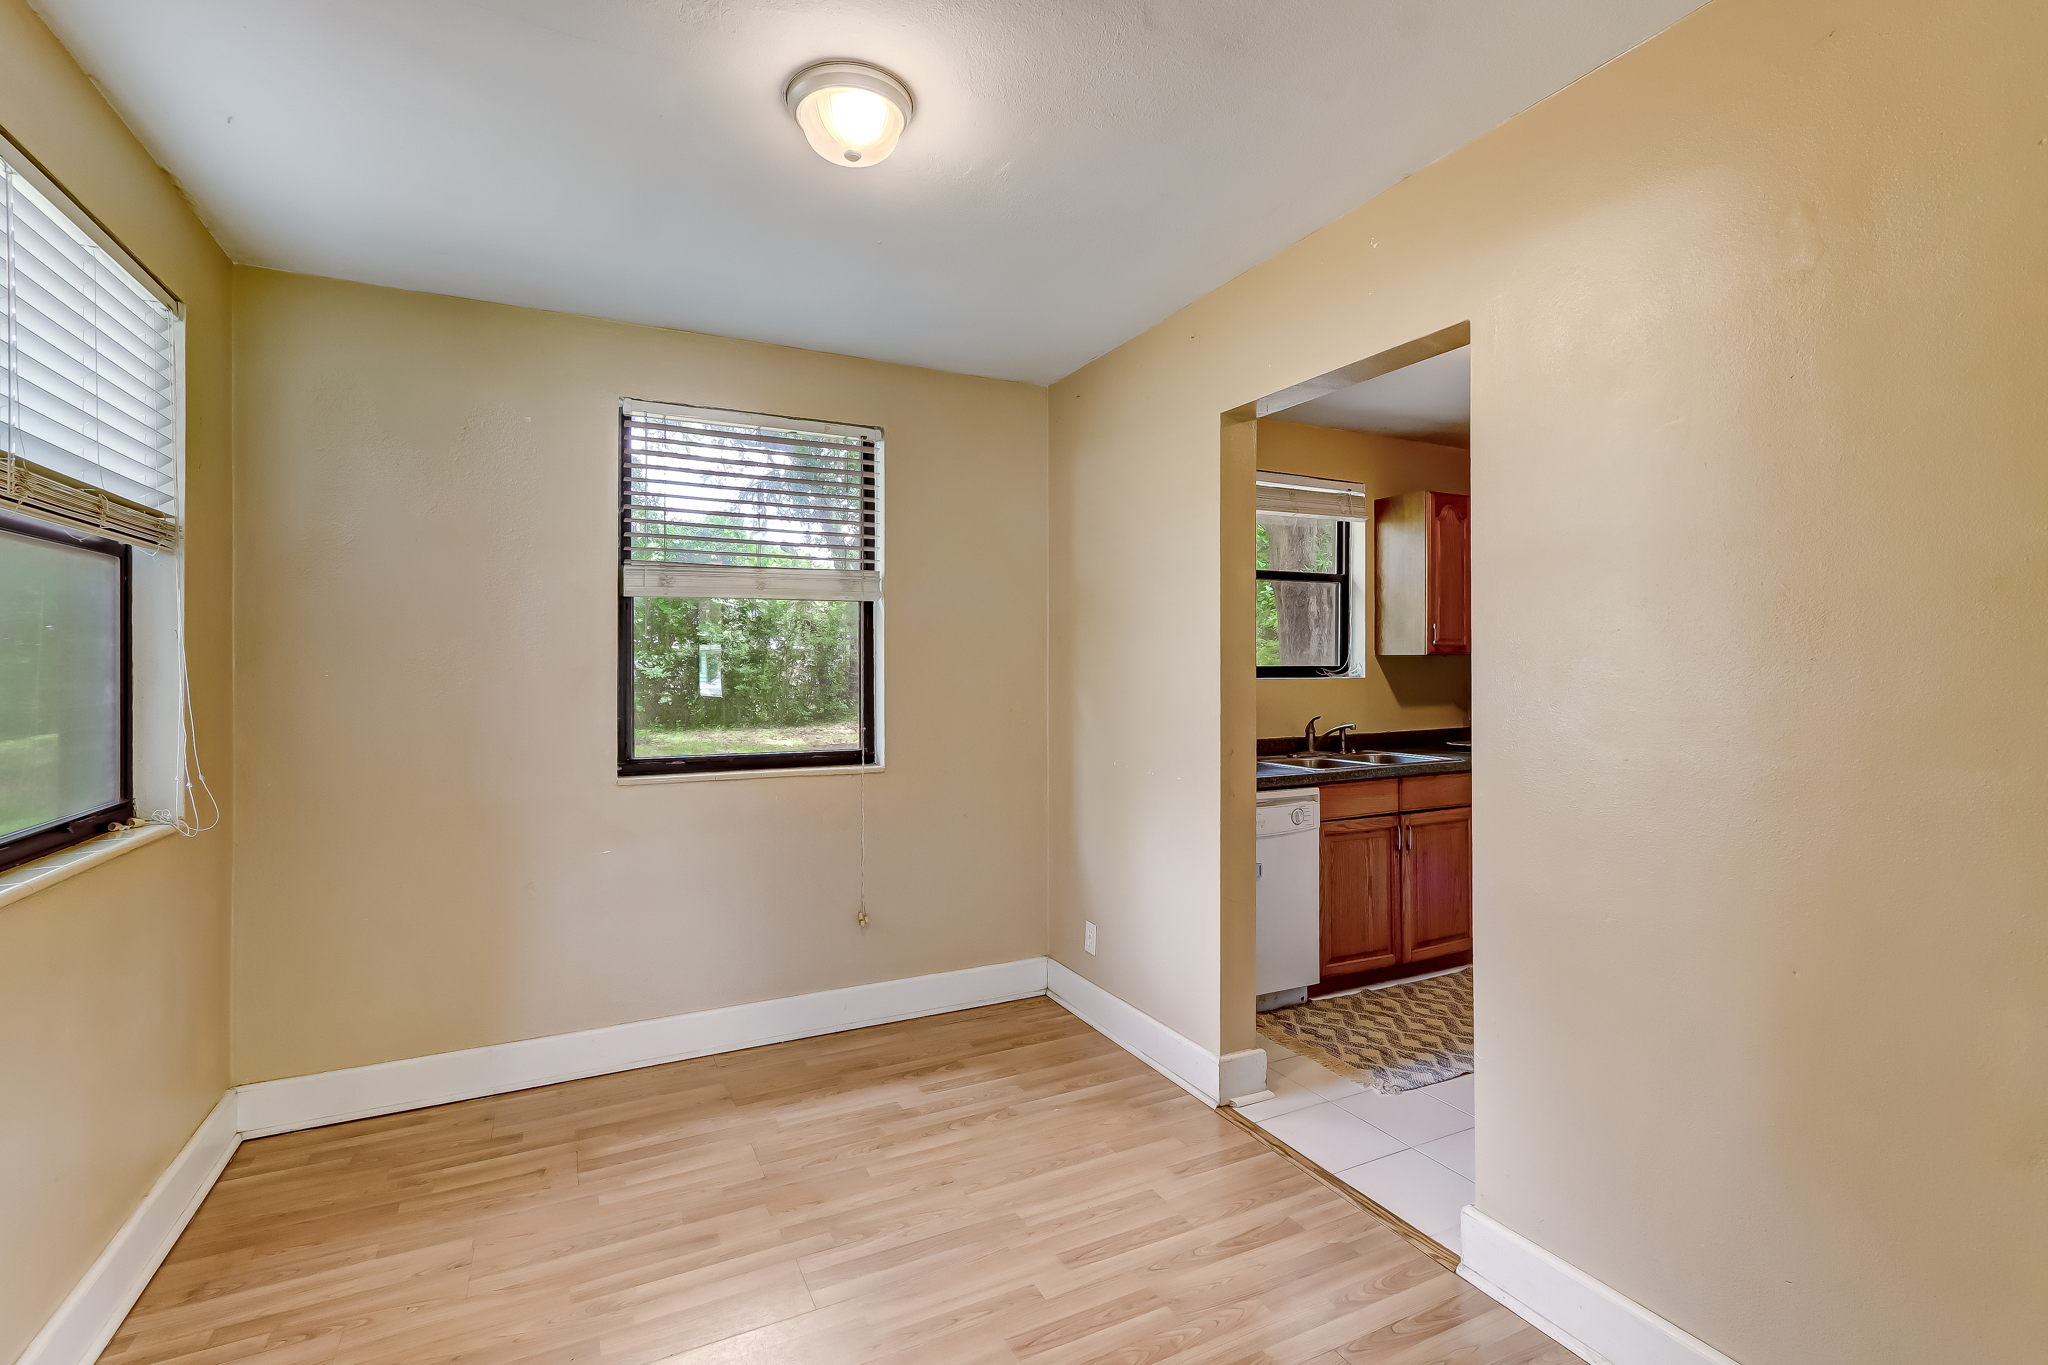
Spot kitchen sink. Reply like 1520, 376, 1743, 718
1281, 750, 1441, 767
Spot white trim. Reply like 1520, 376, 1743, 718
0, 823, 177, 911
16, 1096, 238, 1365
234, 958, 1049, 1138
1458, 1207, 1743, 1365
1044, 959, 1267, 1106
1216, 1046, 1269, 1101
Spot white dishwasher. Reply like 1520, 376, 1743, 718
1255, 788, 1320, 1010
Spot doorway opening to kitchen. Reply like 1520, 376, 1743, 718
1228, 324, 1478, 1258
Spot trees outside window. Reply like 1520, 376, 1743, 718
1256, 511, 1349, 676
618, 401, 879, 775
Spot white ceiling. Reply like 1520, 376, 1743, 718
1282, 346, 1471, 445
32, 0, 1703, 383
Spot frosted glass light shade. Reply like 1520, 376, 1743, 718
785, 61, 914, 168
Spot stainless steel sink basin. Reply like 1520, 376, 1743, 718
1282, 751, 1441, 767
1259, 749, 1454, 779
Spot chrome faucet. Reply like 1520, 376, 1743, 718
1323, 722, 1356, 754
1302, 716, 1321, 753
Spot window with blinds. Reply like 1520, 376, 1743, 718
1, 144, 180, 550
620, 400, 879, 602
2, 134, 180, 872
1255, 471, 1367, 519
617, 400, 881, 776
1255, 470, 1362, 678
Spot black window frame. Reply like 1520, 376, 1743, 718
1255, 515, 1353, 679
616, 596, 877, 777
616, 405, 879, 778
0, 505, 134, 873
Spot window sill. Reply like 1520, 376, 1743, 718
0, 823, 178, 911
1257, 668, 1369, 682
617, 763, 886, 788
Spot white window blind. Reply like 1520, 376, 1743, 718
620, 399, 880, 602
1, 144, 179, 550
1255, 471, 1367, 520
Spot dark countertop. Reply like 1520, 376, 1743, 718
1255, 729, 1471, 791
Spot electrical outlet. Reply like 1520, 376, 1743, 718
1083, 921, 1097, 955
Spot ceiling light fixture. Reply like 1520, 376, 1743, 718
784, 60, 914, 168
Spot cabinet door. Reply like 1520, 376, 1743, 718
1399, 806, 1472, 962
1427, 492, 1470, 654
1321, 815, 1401, 976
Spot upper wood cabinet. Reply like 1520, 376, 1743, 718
1374, 490, 1470, 655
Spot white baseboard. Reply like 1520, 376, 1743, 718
1045, 959, 1266, 1106
17, 1095, 239, 1365
235, 957, 1050, 1137
1459, 1207, 1741, 1365
1216, 1045, 1269, 1102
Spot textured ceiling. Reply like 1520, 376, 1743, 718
32, 0, 1703, 382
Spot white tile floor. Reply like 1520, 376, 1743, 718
1241, 1037, 1476, 1254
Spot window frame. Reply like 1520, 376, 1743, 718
615, 403, 881, 778
0, 505, 134, 873
1255, 515, 1353, 679
615, 595, 877, 777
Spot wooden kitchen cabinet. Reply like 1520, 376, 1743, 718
1398, 806, 1473, 962
1320, 815, 1402, 976
1374, 490, 1470, 655
1318, 781, 1472, 981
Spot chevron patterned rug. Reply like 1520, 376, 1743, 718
1257, 969, 1473, 1093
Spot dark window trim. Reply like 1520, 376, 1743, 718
616, 596, 877, 777
0, 505, 134, 874
615, 406, 879, 777
1256, 518, 1352, 679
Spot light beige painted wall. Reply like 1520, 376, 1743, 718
1254, 419, 1469, 739
230, 269, 1049, 1083
1050, 0, 2048, 1361
0, 2, 233, 1358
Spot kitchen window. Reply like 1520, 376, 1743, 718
1, 138, 181, 872
1255, 473, 1368, 678
618, 400, 879, 776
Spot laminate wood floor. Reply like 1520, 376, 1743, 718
101, 998, 1573, 1365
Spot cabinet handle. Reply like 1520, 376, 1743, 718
1431, 623, 1438, 646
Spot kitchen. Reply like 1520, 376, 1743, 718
1238, 340, 1480, 1257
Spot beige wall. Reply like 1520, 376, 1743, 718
1254, 419, 1470, 739
1050, 0, 2048, 1361
230, 269, 1049, 1082
0, 2, 234, 1358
